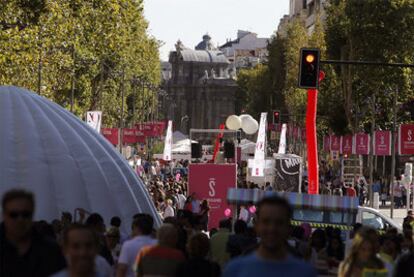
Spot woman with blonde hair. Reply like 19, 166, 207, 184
339, 227, 387, 277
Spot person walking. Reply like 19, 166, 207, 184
0, 189, 66, 277
117, 214, 156, 277
135, 224, 185, 277
223, 196, 317, 277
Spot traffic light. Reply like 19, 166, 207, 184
298, 48, 320, 89
273, 110, 281, 124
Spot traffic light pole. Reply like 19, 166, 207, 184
306, 71, 325, 195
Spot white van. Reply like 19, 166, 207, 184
356, 206, 401, 232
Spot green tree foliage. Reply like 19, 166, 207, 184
0, 0, 160, 126
326, 0, 414, 132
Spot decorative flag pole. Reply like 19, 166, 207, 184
306, 71, 325, 194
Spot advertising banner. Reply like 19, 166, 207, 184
398, 124, 414, 155
135, 129, 146, 144
273, 154, 302, 192
330, 135, 340, 151
340, 135, 353, 155
374, 130, 391, 156
86, 111, 102, 133
354, 133, 370, 155
323, 135, 330, 152
122, 128, 137, 145
101, 128, 118, 145
301, 128, 306, 141
188, 164, 237, 229
136, 122, 166, 137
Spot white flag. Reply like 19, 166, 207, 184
163, 120, 173, 161
86, 111, 102, 133
278, 124, 287, 154
252, 112, 267, 177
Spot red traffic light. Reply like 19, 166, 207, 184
273, 110, 280, 124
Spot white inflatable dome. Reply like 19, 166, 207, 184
0, 86, 161, 230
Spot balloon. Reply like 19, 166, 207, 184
224, 208, 232, 217
249, 205, 256, 214
242, 117, 259, 134
225, 115, 242, 130
239, 114, 253, 126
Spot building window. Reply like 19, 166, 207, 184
303, 0, 307, 9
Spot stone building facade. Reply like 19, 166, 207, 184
162, 35, 237, 133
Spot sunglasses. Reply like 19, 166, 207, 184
7, 211, 33, 219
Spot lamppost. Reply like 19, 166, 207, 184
181, 115, 189, 133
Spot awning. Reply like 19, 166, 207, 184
227, 188, 359, 212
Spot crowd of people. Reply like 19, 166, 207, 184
1, 185, 414, 277
1, 157, 414, 276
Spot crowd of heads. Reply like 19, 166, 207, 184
2, 159, 414, 276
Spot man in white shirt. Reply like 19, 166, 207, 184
176, 189, 187, 210
116, 214, 157, 277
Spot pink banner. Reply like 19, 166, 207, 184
323, 135, 330, 152
354, 133, 370, 155
122, 128, 137, 144
374, 130, 391, 156
102, 128, 119, 145
188, 164, 236, 229
340, 135, 353, 155
330, 135, 340, 151
399, 124, 414, 155
301, 128, 306, 141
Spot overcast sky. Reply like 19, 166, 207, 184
144, 0, 289, 61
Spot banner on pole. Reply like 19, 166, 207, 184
354, 133, 370, 155
163, 120, 173, 161
330, 135, 340, 151
340, 135, 353, 155
278, 123, 287, 154
398, 124, 414, 155
323, 135, 330, 152
86, 111, 102, 133
188, 164, 236, 229
374, 130, 391, 156
252, 113, 267, 177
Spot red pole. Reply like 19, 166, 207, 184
306, 71, 325, 194
212, 124, 225, 162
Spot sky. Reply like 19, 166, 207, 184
144, 0, 289, 61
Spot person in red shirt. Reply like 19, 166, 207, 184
346, 184, 357, 197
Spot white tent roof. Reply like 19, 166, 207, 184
0, 86, 161, 231
172, 131, 187, 143
172, 138, 196, 153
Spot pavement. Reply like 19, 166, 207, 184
377, 204, 411, 226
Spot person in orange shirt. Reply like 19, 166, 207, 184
134, 223, 185, 277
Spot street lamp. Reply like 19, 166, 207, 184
181, 115, 189, 133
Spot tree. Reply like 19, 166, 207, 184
0, 0, 160, 126
325, 0, 414, 133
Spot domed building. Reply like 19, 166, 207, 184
163, 35, 237, 133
